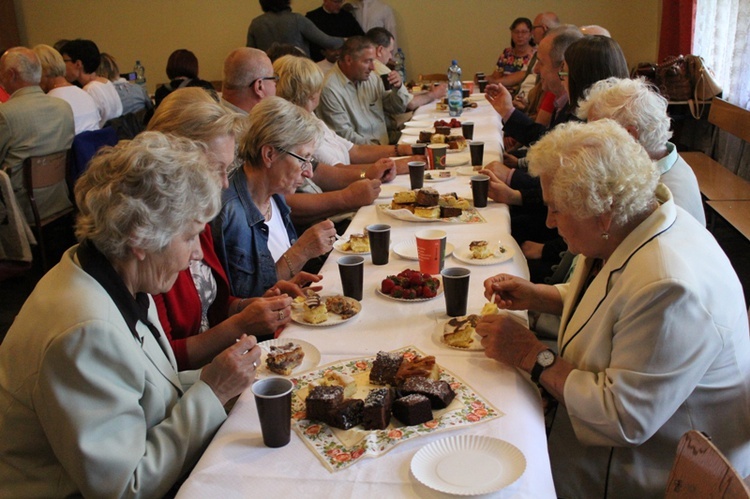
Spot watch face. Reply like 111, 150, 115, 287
537, 349, 555, 367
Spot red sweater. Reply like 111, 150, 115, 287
154, 225, 238, 370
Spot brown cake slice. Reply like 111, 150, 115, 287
326, 398, 364, 430
305, 385, 344, 422
392, 394, 433, 426
362, 388, 393, 430
394, 355, 439, 385
369, 351, 404, 385
415, 187, 440, 206
399, 377, 456, 409
440, 206, 463, 218
266, 342, 305, 375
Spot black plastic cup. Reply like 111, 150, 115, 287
411, 144, 426, 156
408, 161, 425, 189
462, 88, 470, 99
380, 73, 391, 91
338, 255, 364, 300
441, 267, 471, 317
471, 174, 490, 208
469, 141, 484, 167
478, 79, 488, 93
461, 121, 475, 140
367, 224, 391, 265
252, 377, 294, 448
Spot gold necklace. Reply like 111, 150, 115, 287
265, 201, 272, 220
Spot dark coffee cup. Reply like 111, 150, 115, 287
408, 161, 425, 189
469, 141, 484, 167
461, 121, 475, 140
471, 174, 490, 208
366, 224, 390, 265
252, 377, 294, 448
380, 73, 391, 91
478, 79, 488, 93
338, 255, 364, 300
411, 144, 426, 156
441, 267, 471, 317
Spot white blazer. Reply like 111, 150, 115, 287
0, 246, 227, 498
549, 186, 750, 498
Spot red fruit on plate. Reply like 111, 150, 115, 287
391, 285, 404, 298
381, 278, 396, 294
405, 288, 418, 299
422, 285, 436, 298
409, 273, 423, 287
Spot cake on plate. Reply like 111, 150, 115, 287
392, 394, 433, 426
470, 240, 492, 259
266, 342, 305, 375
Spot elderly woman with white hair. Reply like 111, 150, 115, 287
576, 76, 705, 225
0, 133, 260, 497
477, 119, 750, 498
211, 96, 337, 298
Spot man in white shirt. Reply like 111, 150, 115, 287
346, 0, 397, 46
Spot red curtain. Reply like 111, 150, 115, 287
658, 0, 697, 61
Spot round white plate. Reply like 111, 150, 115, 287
446, 145, 467, 154
446, 155, 469, 167
400, 127, 431, 136
290, 295, 362, 327
393, 239, 454, 260
457, 166, 481, 176
403, 120, 432, 128
452, 245, 515, 265
424, 171, 454, 182
257, 338, 321, 378
376, 283, 442, 302
438, 314, 484, 351
332, 238, 370, 255
399, 135, 419, 145
411, 435, 526, 495
377, 183, 402, 200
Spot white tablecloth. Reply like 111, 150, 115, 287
177, 98, 556, 498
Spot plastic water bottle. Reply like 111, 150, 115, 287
134, 60, 146, 86
394, 48, 406, 83
447, 59, 463, 117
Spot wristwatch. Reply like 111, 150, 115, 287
530, 349, 556, 384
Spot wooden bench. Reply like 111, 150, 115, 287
680, 98, 750, 238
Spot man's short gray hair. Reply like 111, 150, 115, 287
547, 25, 584, 65
239, 96, 321, 167
75, 132, 221, 261
527, 119, 659, 227
2, 47, 42, 84
577, 77, 672, 156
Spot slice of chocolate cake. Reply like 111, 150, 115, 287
392, 394, 433, 426
362, 388, 393, 430
326, 398, 364, 430
305, 385, 344, 422
399, 377, 456, 409
369, 351, 404, 385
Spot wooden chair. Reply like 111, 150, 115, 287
22, 150, 74, 270
418, 73, 448, 83
665, 430, 750, 498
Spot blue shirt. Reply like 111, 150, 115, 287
210, 167, 297, 298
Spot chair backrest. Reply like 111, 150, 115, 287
23, 150, 69, 191
210, 80, 223, 92
105, 109, 147, 141
708, 98, 750, 143
665, 430, 750, 498
69, 127, 119, 186
419, 73, 449, 82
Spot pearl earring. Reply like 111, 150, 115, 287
601, 232, 609, 240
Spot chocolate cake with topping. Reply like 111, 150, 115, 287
399, 377, 455, 409
305, 385, 344, 422
326, 398, 364, 430
392, 394, 433, 426
362, 388, 394, 430
369, 351, 404, 385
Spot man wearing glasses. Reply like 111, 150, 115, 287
221, 47, 278, 115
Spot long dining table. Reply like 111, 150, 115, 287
176, 97, 557, 498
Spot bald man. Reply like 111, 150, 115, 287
0, 47, 74, 223
220, 47, 277, 115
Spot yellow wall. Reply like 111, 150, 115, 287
15, 0, 660, 94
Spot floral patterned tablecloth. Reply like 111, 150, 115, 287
291, 346, 501, 472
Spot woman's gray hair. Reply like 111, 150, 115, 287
527, 119, 659, 227
75, 132, 222, 261
576, 77, 672, 156
32, 44, 65, 79
273, 54, 323, 108
239, 96, 321, 167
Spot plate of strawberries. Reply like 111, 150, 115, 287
377, 269, 442, 302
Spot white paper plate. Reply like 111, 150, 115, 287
446, 155, 469, 167
399, 135, 419, 145
457, 166, 482, 176
411, 435, 526, 495
452, 245, 515, 265
403, 120, 432, 128
290, 295, 362, 327
437, 314, 484, 351
376, 283, 443, 302
424, 171, 454, 182
400, 127, 431, 136
257, 338, 321, 378
446, 145, 467, 154
377, 183, 402, 200
332, 238, 370, 255
393, 239, 454, 260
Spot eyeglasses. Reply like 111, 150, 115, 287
512, 30, 531, 35
62, 58, 72, 63
532, 25, 548, 31
276, 146, 314, 172
250, 75, 279, 87
558, 71, 569, 81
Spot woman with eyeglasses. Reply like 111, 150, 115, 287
211, 96, 336, 299
487, 17, 536, 91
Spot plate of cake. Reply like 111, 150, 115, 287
457, 166, 483, 176
403, 119, 432, 128
258, 338, 320, 378
445, 155, 469, 167
424, 171, 454, 182
411, 435, 526, 495
291, 293, 362, 326
393, 239, 454, 261
378, 188, 485, 224
290, 346, 501, 472
437, 304, 528, 350
452, 241, 514, 265
333, 233, 370, 254
377, 183, 402, 200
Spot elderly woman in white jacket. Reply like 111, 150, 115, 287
477, 119, 750, 498
0, 133, 260, 497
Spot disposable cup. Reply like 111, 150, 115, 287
471, 174, 490, 208
461, 121, 475, 140
411, 143, 426, 156
415, 229, 447, 275
366, 224, 390, 265
469, 141, 484, 167
252, 377, 294, 448
427, 144, 448, 170
338, 255, 364, 300
408, 161, 425, 189
380, 73, 391, 91
441, 267, 471, 317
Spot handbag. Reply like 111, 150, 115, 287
656, 56, 693, 101
685, 55, 723, 118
